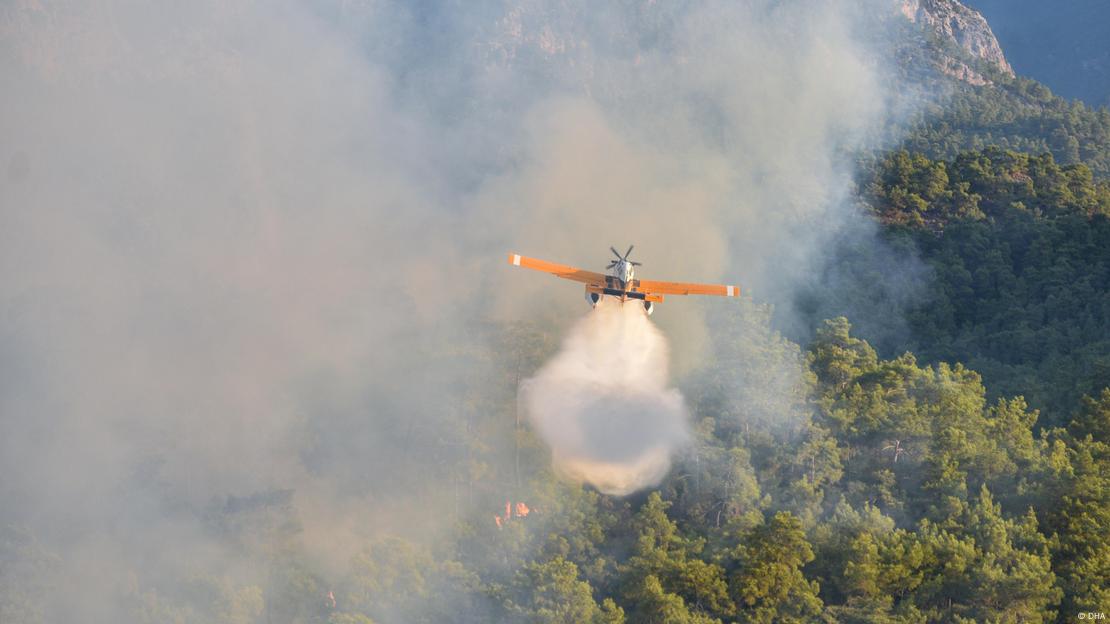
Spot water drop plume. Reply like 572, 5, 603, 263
522, 300, 689, 495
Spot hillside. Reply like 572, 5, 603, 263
777, 2, 1110, 431
899, 79, 1110, 178
855, 148, 1110, 421
878, 0, 1110, 179
861, 3, 1110, 419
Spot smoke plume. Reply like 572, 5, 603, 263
0, 0, 921, 620
523, 301, 688, 495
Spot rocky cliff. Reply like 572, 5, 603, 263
900, 0, 1015, 83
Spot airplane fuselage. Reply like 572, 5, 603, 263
610, 259, 635, 293
587, 258, 655, 313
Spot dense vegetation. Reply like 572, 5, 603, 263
846, 148, 1110, 422
899, 79, 1110, 178
865, 147, 1110, 227
3, 305, 1107, 623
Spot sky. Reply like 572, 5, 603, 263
966, 0, 1110, 107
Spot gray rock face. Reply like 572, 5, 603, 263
901, 0, 1014, 79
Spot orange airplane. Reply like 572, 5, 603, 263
508, 246, 740, 315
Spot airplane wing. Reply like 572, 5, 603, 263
635, 279, 740, 298
508, 253, 607, 286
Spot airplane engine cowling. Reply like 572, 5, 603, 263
585, 291, 601, 307
643, 301, 654, 315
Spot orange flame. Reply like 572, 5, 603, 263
495, 500, 531, 528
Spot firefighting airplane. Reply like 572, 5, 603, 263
508, 246, 740, 315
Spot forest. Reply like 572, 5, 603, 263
7, 143, 1110, 621
11, 304, 1100, 623
855, 147, 1110, 421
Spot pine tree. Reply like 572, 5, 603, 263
727, 512, 824, 623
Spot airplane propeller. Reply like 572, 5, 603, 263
608, 245, 642, 267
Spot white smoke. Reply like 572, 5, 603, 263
0, 0, 920, 619
522, 300, 689, 495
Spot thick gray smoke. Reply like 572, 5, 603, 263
0, 0, 916, 620
523, 302, 688, 495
